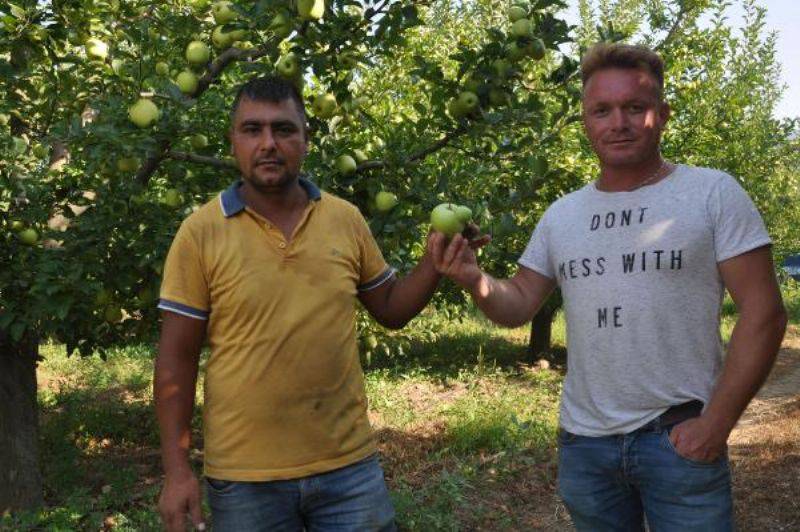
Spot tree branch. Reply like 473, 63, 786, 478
653, 4, 693, 52
166, 151, 238, 170
355, 123, 470, 172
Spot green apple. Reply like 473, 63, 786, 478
212, 26, 234, 48
32, 143, 49, 158
525, 38, 546, 60
116, 157, 140, 173
457, 91, 479, 113
10, 220, 25, 232
85, 38, 108, 60
176, 70, 199, 94
447, 98, 468, 119
297, 0, 325, 21
155, 61, 170, 75
430, 203, 465, 237
0, 113, 9, 126
18, 228, 39, 245
128, 98, 160, 128
162, 189, 182, 208
211, 1, 237, 24
312, 93, 337, 119
454, 205, 473, 223
186, 40, 211, 65
191, 133, 209, 149
335, 154, 357, 175
276, 52, 299, 78
511, 18, 532, 38
375, 191, 398, 212
269, 12, 293, 39
508, 5, 527, 22
353, 149, 368, 163
11, 136, 28, 155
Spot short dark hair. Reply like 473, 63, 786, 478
581, 42, 665, 99
230, 76, 307, 124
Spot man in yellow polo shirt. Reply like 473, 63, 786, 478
154, 76, 479, 532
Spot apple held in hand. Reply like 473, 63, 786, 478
430, 203, 466, 237
128, 98, 160, 128
375, 191, 398, 212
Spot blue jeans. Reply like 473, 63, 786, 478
205, 454, 396, 532
557, 420, 733, 531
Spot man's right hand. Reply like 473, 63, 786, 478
158, 468, 206, 532
429, 232, 486, 292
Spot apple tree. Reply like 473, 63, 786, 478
0, 0, 585, 511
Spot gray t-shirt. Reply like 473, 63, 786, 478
519, 164, 772, 436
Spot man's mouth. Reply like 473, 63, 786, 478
256, 159, 283, 168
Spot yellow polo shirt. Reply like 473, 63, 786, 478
158, 178, 394, 481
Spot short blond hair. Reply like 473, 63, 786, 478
581, 42, 665, 98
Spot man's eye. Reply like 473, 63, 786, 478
593, 108, 608, 116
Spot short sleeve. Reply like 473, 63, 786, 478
518, 208, 556, 279
707, 174, 772, 263
158, 221, 210, 320
352, 207, 394, 291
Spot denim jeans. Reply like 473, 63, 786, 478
557, 420, 733, 532
205, 454, 396, 532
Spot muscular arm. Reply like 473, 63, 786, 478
154, 311, 207, 531
705, 245, 787, 431
671, 245, 787, 461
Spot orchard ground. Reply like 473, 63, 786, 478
3, 284, 799, 531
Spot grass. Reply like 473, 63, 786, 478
3, 284, 798, 531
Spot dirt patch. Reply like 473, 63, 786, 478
729, 326, 800, 530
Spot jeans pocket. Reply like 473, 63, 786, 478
205, 477, 238, 494
661, 429, 726, 467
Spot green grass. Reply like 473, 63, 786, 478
4, 285, 797, 531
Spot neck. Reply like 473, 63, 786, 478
596, 154, 666, 192
240, 178, 308, 219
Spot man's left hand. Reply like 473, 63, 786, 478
668, 415, 729, 463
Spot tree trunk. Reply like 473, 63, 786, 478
528, 305, 555, 362
0, 331, 43, 513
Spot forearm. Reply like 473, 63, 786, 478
470, 272, 539, 328
379, 255, 442, 328
704, 306, 787, 433
154, 351, 200, 475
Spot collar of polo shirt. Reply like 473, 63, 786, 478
220, 176, 322, 218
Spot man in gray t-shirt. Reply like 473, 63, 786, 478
431, 43, 787, 531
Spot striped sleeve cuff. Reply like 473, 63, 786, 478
357, 266, 396, 292
158, 299, 210, 320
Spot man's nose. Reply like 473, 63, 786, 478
258, 129, 277, 151
610, 108, 629, 131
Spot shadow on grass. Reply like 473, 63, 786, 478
366, 329, 567, 380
